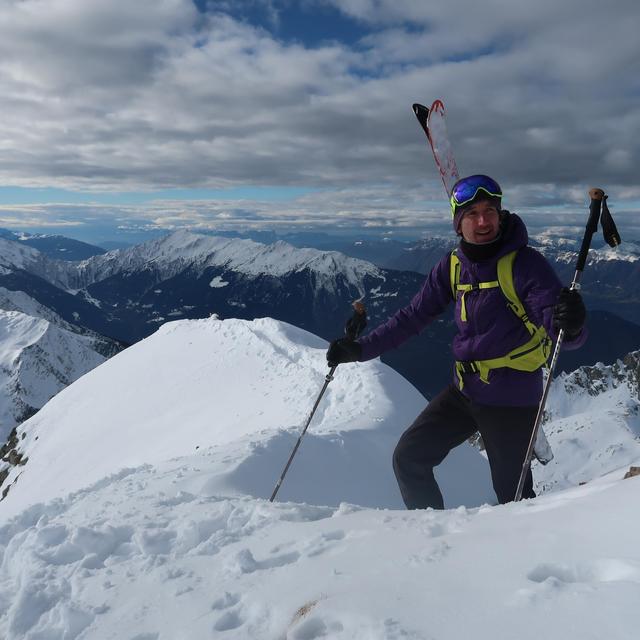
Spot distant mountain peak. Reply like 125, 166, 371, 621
69, 230, 383, 291
0, 237, 42, 273
156, 230, 383, 279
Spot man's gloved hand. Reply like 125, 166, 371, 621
552, 287, 586, 337
326, 338, 362, 368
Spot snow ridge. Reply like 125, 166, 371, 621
0, 316, 495, 517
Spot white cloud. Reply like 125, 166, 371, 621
0, 0, 637, 234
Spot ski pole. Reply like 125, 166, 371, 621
514, 187, 621, 501
269, 301, 367, 502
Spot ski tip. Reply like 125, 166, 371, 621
412, 103, 429, 131
412, 103, 428, 116
429, 99, 445, 114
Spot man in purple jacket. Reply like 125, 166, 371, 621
327, 175, 586, 509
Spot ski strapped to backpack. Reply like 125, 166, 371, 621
449, 249, 552, 388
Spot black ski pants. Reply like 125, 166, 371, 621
393, 384, 536, 509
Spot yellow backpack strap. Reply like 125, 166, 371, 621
449, 251, 471, 321
450, 250, 498, 322
449, 251, 460, 300
454, 249, 552, 389
496, 250, 538, 336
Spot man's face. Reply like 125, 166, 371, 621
459, 201, 500, 243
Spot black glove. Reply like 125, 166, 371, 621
326, 338, 362, 368
552, 287, 586, 337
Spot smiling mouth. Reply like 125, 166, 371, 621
474, 230, 495, 242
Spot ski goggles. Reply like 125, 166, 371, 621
450, 175, 502, 216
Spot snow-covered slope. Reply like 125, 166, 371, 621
0, 237, 43, 276
536, 352, 640, 492
0, 287, 120, 357
0, 318, 639, 639
0, 287, 70, 326
0, 237, 70, 289
0, 316, 496, 516
0, 434, 638, 639
0, 309, 107, 443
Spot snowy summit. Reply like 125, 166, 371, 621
0, 317, 639, 639
1, 316, 493, 515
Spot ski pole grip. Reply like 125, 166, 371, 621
575, 187, 604, 273
345, 301, 367, 340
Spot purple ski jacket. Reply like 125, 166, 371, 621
357, 213, 586, 407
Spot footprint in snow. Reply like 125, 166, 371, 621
383, 617, 431, 639
34, 523, 135, 568
527, 558, 640, 585
230, 548, 301, 574
304, 530, 346, 558
288, 616, 344, 640
35, 523, 68, 547
213, 609, 245, 632
407, 540, 451, 566
211, 592, 241, 610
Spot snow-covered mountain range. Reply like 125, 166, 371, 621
0, 229, 105, 261
1, 229, 637, 402
63, 230, 384, 291
0, 288, 121, 447
1, 231, 417, 339
0, 316, 638, 639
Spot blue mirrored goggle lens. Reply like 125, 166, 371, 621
451, 176, 502, 206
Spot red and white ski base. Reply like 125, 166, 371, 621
413, 99, 459, 197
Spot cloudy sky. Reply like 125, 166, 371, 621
0, 0, 638, 243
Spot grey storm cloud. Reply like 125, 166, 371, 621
0, 0, 638, 233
